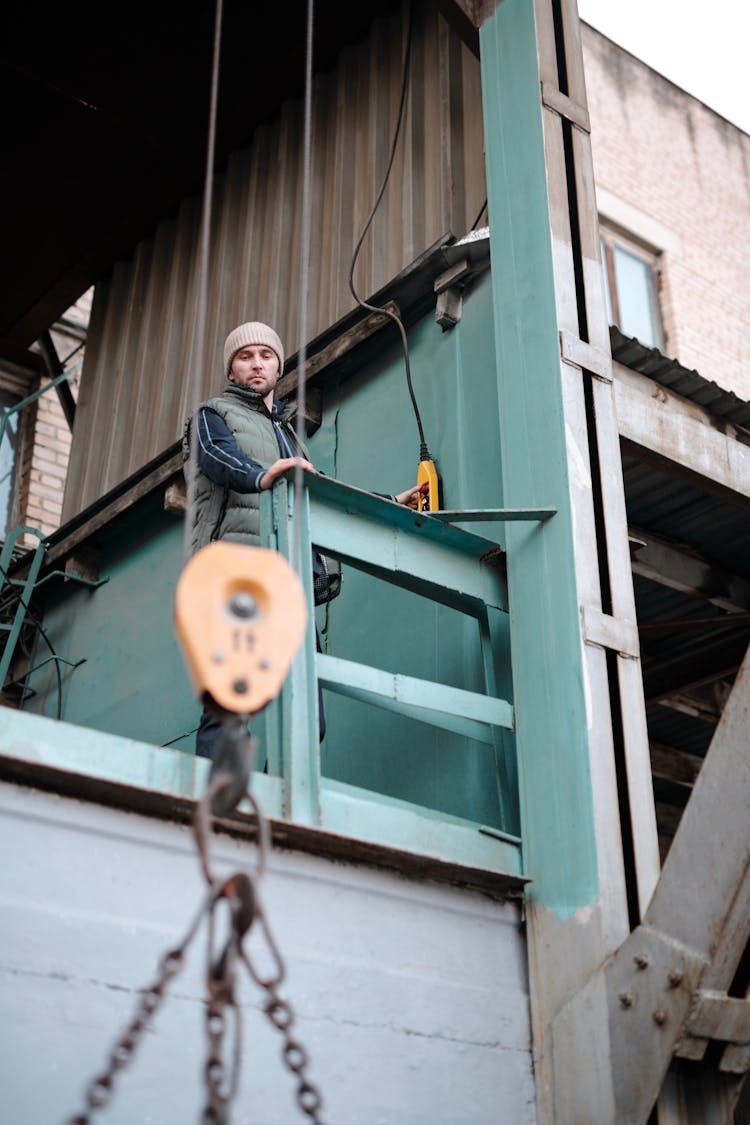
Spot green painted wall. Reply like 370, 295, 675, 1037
24, 496, 202, 754
307, 273, 514, 828
25, 273, 517, 832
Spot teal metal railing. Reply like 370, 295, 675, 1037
260, 474, 532, 852
0, 527, 109, 705
0, 527, 48, 688
0, 371, 77, 685
0, 368, 75, 454
0, 369, 102, 700
3, 468, 557, 880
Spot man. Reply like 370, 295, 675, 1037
185, 321, 421, 758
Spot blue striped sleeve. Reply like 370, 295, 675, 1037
195, 407, 267, 493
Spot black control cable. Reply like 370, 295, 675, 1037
347, 1, 433, 465
471, 197, 488, 230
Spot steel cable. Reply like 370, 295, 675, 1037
292, 0, 316, 582
183, 0, 224, 565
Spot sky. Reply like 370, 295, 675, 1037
576, 0, 750, 135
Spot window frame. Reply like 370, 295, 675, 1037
599, 221, 665, 351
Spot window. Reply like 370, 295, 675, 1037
600, 226, 664, 350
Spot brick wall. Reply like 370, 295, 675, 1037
22, 384, 73, 544
4, 289, 90, 550
583, 23, 750, 398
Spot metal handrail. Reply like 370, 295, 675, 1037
0, 530, 108, 695
0, 367, 75, 452
0, 526, 47, 686
261, 474, 519, 832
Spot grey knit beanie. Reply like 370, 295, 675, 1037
223, 322, 284, 376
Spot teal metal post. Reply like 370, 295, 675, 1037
479, 1, 644, 1120
480, 0, 597, 913
270, 481, 321, 826
0, 527, 46, 686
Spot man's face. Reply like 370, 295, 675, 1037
229, 344, 280, 399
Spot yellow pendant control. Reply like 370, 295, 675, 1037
417, 458, 440, 513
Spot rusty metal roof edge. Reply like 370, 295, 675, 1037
610, 326, 750, 431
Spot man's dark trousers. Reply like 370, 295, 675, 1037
195, 630, 326, 759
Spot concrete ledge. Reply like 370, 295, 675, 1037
0, 707, 526, 898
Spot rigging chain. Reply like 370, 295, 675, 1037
66, 742, 327, 1125
67, 0, 327, 1117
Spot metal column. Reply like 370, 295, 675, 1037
477, 0, 658, 1118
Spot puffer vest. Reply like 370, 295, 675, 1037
184, 384, 305, 556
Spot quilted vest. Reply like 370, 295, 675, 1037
184, 385, 304, 556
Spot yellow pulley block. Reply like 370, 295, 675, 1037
174, 542, 308, 715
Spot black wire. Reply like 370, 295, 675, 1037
161, 725, 200, 748
347, 0, 431, 463
184, 0, 223, 566
471, 197, 488, 230
0, 564, 63, 720
24, 616, 64, 721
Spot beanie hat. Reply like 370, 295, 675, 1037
223, 322, 284, 377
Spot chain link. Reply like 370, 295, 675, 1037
65, 928, 200, 1124
201, 995, 240, 1125
262, 988, 326, 1123
65, 722, 328, 1125
237, 889, 327, 1124
199, 880, 247, 1125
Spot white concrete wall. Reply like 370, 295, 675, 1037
0, 782, 536, 1125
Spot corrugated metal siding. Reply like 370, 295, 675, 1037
646, 701, 715, 759
623, 449, 750, 765
63, 4, 485, 519
622, 451, 750, 580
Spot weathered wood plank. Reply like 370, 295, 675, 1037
630, 526, 750, 613
614, 362, 750, 503
277, 302, 400, 398
650, 742, 702, 788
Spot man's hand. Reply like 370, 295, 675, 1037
259, 457, 315, 490
396, 484, 423, 509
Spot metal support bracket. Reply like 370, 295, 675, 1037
680, 992, 750, 1065
675, 989, 750, 1073
434, 258, 471, 330
20, 655, 86, 676
541, 82, 591, 133
32, 570, 110, 591
581, 605, 640, 658
428, 507, 556, 523
435, 288, 464, 330
722, 1034, 750, 1075
560, 330, 613, 382
7, 655, 87, 703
